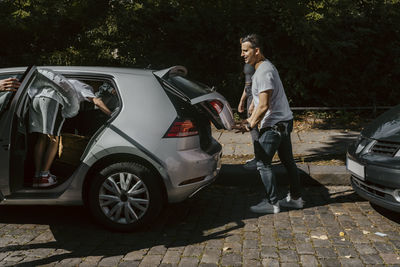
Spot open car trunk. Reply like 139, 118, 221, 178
153, 66, 234, 131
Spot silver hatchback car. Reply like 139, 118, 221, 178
0, 65, 234, 231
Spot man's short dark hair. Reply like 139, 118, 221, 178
241, 34, 264, 53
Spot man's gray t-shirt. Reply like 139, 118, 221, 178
251, 60, 293, 128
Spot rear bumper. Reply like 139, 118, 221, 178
165, 145, 222, 203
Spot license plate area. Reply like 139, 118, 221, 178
346, 157, 365, 180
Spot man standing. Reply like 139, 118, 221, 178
237, 63, 259, 170
237, 34, 304, 214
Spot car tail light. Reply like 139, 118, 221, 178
209, 100, 224, 114
164, 119, 198, 138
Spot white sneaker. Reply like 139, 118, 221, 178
250, 199, 280, 214
279, 194, 304, 209
33, 173, 57, 188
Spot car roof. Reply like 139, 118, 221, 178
0, 66, 154, 77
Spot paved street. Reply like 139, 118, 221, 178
2, 183, 400, 266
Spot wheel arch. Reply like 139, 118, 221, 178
82, 153, 167, 207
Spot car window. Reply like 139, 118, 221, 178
73, 79, 120, 113
60, 77, 120, 137
166, 75, 213, 99
0, 73, 22, 115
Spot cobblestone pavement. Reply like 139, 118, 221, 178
1, 185, 400, 266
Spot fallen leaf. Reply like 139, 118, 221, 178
223, 247, 232, 252
362, 230, 370, 235
345, 255, 351, 258
339, 232, 345, 237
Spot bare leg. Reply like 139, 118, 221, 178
33, 134, 47, 176
41, 135, 59, 172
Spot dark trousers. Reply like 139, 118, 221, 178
256, 120, 301, 204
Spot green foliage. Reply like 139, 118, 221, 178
1, 0, 400, 107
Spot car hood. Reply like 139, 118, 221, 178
362, 104, 400, 141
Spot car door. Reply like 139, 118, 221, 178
153, 66, 234, 130
0, 66, 36, 198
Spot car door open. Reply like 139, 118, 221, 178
0, 66, 37, 197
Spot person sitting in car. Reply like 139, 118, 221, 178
95, 82, 119, 112
0, 78, 20, 92
0, 78, 21, 112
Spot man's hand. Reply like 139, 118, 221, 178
232, 119, 251, 134
0, 78, 20, 92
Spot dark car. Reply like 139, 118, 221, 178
347, 105, 400, 212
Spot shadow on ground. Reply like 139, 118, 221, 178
371, 203, 400, 224
0, 164, 363, 266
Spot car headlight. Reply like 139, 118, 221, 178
355, 136, 375, 155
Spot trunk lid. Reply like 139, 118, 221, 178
154, 66, 234, 130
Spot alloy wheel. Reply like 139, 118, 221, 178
98, 172, 150, 224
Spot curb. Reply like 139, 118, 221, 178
213, 128, 354, 187
217, 163, 350, 187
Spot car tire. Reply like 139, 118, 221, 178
88, 161, 163, 231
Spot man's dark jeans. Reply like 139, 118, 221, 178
255, 119, 301, 205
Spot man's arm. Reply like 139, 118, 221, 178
248, 100, 254, 115
0, 78, 20, 92
91, 97, 112, 116
237, 87, 247, 113
247, 90, 271, 129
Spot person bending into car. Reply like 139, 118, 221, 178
28, 69, 112, 187
235, 34, 303, 214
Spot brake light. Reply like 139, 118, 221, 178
209, 100, 224, 114
164, 119, 198, 138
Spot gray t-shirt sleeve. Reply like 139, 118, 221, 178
255, 68, 274, 93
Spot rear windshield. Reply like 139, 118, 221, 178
166, 76, 213, 99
